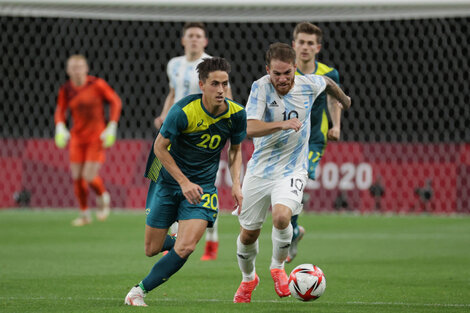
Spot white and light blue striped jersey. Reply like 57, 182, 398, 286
245, 74, 326, 179
167, 52, 211, 103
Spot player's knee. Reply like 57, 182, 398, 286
82, 173, 94, 183
144, 244, 161, 257
272, 212, 291, 229
240, 229, 259, 245
174, 245, 195, 258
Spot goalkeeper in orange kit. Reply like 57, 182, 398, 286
54, 54, 122, 226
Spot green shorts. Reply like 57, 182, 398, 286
145, 180, 219, 229
308, 144, 324, 180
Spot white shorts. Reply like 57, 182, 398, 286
238, 172, 307, 230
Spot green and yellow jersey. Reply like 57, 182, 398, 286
145, 94, 246, 187
296, 61, 340, 153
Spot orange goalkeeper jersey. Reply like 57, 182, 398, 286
54, 76, 122, 144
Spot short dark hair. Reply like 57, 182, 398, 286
293, 22, 323, 43
265, 42, 296, 67
197, 57, 231, 82
182, 22, 206, 36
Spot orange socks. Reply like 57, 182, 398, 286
73, 178, 89, 211
89, 176, 106, 196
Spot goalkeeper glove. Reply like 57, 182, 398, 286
100, 121, 117, 148
54, 122, 70, 148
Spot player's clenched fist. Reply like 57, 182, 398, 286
281, 118, 302, 132
327, 126, 340, 141
180, 180, 204, 204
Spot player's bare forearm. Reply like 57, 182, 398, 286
154, 135, 189, 186
247, 119, 282, 137
154, 135, 203, 203
247, 119, 301, 137
228, 143, 242, 187
160, 88, 175, 120
155, 90, 175, 129
327, 95, 342, 141
324, 76, 351, 110
327, 94, 341, 129
228, 143, 243, 206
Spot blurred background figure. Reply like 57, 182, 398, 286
369, 176, 385, 212
414, 179, 433, 213
13, 188, 31, 208
333, 191, 349, 211
54, 54, 122, 226
154, 22, 233, 129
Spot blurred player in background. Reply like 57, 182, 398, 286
54, 54, 122, 226
125, 57, 246, 306
233, 43, 350, 302
286, 22, 343, 263
154, 22, 232, 260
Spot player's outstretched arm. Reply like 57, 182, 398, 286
154, 134, 203, 204
327, 94, 341, 141
247, 118, 302, 138
54, 88, 70, 148
324, 76, 351, 110
228, 143, 243, 209
154, 88, 175, 129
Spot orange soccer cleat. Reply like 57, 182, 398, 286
200, 241, 218, 261
270, 268, 291, 297
233, 274, 260, 303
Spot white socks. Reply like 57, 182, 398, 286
236, 224, 292, 282
270, 224, 293, 269
205, 218, 218, 242
236, 235, 258, 282
169, 222, 178, 235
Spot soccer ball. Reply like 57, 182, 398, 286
288, 264, 326, 301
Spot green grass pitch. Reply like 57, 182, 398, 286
1, 210, 469, 313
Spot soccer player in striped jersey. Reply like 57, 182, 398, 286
233, 43, 350, 302
154, 22, 233, 128
125, 57, 246, 306
154, 22, 232, 260
286, 22, 343, 263
54, 54, 122, 226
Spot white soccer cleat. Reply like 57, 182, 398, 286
96, 191, 111, 221
124, 286, 148, 307
71, 216, 92, 227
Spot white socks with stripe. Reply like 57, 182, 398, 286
270, 224, 293, 269
236, 235, 258, 282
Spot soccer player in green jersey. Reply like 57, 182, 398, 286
155, 22, 233, 260
125, 57, 247, 306
287, 22, 344, 263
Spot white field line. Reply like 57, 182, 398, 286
1, 296, 469, 307
217, 233, 470, 240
